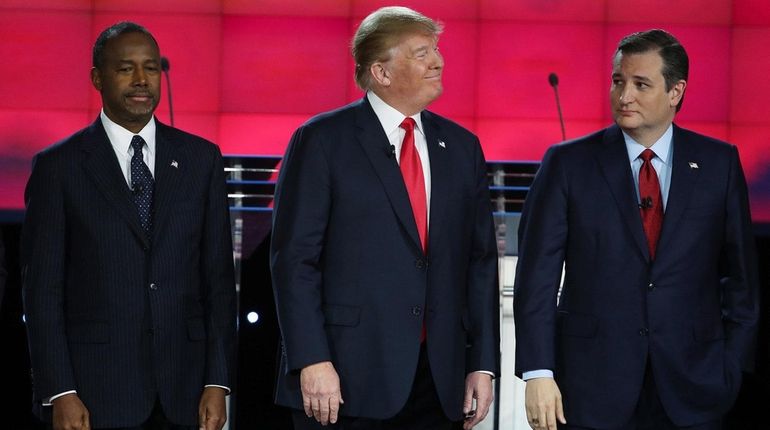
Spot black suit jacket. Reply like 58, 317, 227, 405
514, 124, 760, 428
270, 97, 500, 420
21, 118, 237, 428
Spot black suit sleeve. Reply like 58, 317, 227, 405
201, 144, 238, 388
21, 152, 77, 401
720, 145, 760, 372
270, 125, 334, 372
465, 137, 501, 375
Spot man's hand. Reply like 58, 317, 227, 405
198, 386, 228, 430
462, 372, 494, 429
300, 361, 344, 425
525, 378, 566, 430
52, 393, 90, 430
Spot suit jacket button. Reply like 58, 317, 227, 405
412, 306, 422, 316
415, 259, 425, 269
639, 328, 649, 336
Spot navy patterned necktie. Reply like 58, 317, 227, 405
130, 135, 154, 236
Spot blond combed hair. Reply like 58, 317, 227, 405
352, 6, 443, 90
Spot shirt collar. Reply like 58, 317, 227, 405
367, 91, 424, 136
623, 124, 673, 165
100, 110, 156, 156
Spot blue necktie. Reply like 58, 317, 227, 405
130, 135, 154, 236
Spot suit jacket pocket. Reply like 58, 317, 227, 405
67, 321, 109, 344
323, 304, 361, 327
187, 317, 206, 341
557, 312, 598, 338
692, 317, 725, 342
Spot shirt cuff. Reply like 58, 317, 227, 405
205, 384, 231, 395
472, 370, 496, 379
43, 390, 77, 406
522, 369, 554, 380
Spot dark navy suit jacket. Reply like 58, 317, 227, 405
514, 124, 759, 428
21, 118, 237, 428
270, 97, 500, 420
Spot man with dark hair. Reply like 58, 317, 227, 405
22, 21, 236, 430
514, 29, 759, 429
271, 6, 499, 430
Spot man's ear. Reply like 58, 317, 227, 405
370, 62, 391, 87
669, 79, 686, 108
90, 67, 102, 91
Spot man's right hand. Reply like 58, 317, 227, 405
52, 393, 90, 430
525, 378, 566, 430
300, 361, 344, 425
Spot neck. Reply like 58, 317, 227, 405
622, 123, 672, 148
370, 89, 424, 117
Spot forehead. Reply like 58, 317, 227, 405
103, 32, 159, 59
613, 50, 663, 72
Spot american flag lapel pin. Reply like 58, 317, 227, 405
171, 160, 179, 168
688, 161, 698, 169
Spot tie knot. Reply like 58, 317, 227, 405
400, 117, 416, 132
131, 135, 145, 152
640, 148, 656, 163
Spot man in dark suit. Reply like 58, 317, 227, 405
270, 6, 500, 430
21, 22, 236, 430
514, 29, 759, 430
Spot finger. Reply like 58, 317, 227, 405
329, 394, 341, 424
546, 402, 559, 430
303, 394, 312, 417
463, 385, 474, 414
556, 396, 566, 424
537, 406, 548, 430
320, 396, 332, 425
476, 399, 492, 422
312, 398, 323, 422
198, 412, 206, 430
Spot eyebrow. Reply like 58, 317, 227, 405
612, 72, 654, 83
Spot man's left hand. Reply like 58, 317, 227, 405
462, 372, 493, 429
198, 386, 228, 430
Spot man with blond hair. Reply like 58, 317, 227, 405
271, 6, 499, 430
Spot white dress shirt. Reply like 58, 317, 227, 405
367, 91, 432, 224
101, 110, 157, 185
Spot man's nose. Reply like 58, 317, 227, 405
133, 68, 147, 85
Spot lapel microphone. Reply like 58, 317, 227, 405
387, 144, 396, 159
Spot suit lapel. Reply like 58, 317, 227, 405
656, 125, 700, 256
421, 111, 449, 253
81, 118, 149, 249
151, 122, 184, 241
595, 125, 650, 260
355, 98, 424, 255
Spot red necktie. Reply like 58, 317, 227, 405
639, 149, 664, 260
399, 118, 428, 252
399, 118, 428, 342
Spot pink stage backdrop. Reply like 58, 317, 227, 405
1, 1, 769, 222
